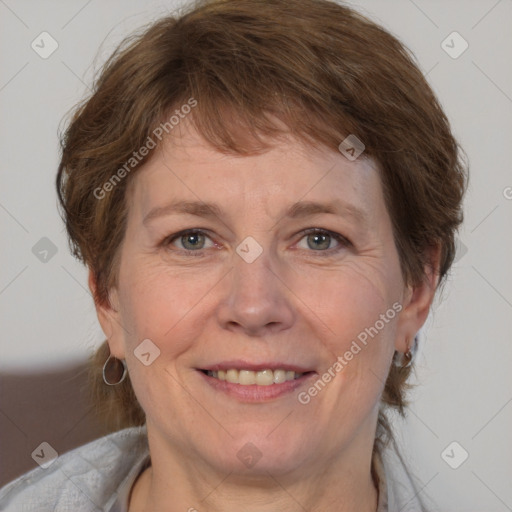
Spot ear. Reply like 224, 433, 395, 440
395, 244, 442, 353
88, 268, 126, 360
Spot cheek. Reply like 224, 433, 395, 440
296, 260, 400, 384
116, 255, 232, 368
301, 262, 397, 336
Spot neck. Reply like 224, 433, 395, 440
129, 423, 379, 512
131, 467, 378, 512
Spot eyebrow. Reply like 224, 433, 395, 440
142, 199, 368, 226
286, 200, 368, 225
143, 200, 223, 226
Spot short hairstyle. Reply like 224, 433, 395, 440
56, 0, 468, 446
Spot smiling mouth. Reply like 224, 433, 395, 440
200, 368, 313, 386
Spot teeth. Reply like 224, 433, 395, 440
256, 369, 274, 386
273, 369, 286, 383
226, 369, 239, 383
205, 369, 305, 385
239, 370, 256, 385
285, 370, 295, 381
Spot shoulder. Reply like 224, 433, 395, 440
0, 425, 148, 512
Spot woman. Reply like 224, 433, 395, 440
0, 0, 467, 510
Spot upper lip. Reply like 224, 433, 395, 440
199, 360, 316, 373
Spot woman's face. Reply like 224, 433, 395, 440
95, 120, 432, 477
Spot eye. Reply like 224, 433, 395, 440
296, 229, 350, 252
164, 229, 215, 251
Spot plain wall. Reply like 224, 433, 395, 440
1, 1, 511, 510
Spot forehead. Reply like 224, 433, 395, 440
127, 119, 384, 222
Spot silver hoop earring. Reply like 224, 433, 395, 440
102, 354, 127, 386
393, 335, 418, 368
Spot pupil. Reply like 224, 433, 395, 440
308, 233, 330, 250
183, 233, 203, 249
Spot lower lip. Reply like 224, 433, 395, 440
197, 370, 317, 402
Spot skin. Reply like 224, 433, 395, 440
90, 119, 439, 512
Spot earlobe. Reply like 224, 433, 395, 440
88, 268, 125, 358
394, 244, 441, 354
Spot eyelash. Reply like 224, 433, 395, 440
160, 228, 352, 256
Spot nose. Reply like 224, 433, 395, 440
216, 249, 295, 337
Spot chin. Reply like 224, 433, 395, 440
205, 432, 315, 476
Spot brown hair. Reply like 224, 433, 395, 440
56, 0, 468, 443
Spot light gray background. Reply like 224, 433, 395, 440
1, 0, 511, 510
